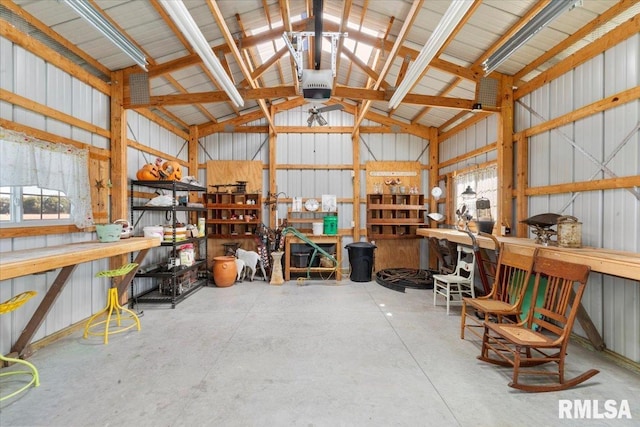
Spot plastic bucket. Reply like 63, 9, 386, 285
96, 224, 122, 243
312, 222, 324, 235
323, 215, 338, 235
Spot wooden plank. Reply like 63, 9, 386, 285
206, 160, 263, 194
364, 161, 421, 195
0, 89, 111, 138
416, 229, 640, 281
373, 239, 420, 271
0, 238, 161, 281
89, 157, 110, 223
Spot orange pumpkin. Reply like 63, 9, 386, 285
160, 161, 182, 181
136, 163, 160, 180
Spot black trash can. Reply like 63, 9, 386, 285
345, 242, 377, 282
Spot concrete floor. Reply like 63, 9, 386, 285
1, 279, 639, 426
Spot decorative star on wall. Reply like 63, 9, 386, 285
95, 179, 105, 191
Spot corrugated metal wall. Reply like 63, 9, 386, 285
438, 35, 640, 362
199, 108, 431, 268
517, 34, 640, 362
0, 38, 187, 354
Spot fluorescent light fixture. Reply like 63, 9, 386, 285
62, 0, 147, 71
158, 0, 244, 108
388, 0, 473, 110
483, 0, 582, 75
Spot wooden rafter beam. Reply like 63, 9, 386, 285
341, 48, 390, 90
279, 0, 301, 93
145, 15, 480, 87
354, 0, 424, 130
245, 46, 289, 84
3, 0, 111, 78
261, 0, 286, 85
206, 0, 275, 133
150, 0, 234, 119
235, 13, 264, 88
126, 85, 481, 112
333, 0, 353, 90
320, 20, 480, 82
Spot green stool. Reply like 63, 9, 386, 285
84, 263, 141, 344
0, 291, 40, 401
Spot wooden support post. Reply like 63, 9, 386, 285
428, 127, 439, 270
268, 128, 277, 229
515, 132, 529, 237
497, 74, 514, 236
109, 70, 128, 279
352, 125, 361, 241
188, 125, 199, 204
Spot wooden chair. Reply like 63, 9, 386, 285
433, 245, 475, 315
428, 237, 456, 274
477, 256, 599, 392
460, 245, 538, 340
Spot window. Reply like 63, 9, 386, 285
0, 126, 93, 228
1, 186, 71, 224
453, 165, 498, 222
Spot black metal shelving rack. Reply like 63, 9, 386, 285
130, 180, 208, 308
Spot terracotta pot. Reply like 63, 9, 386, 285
213, 256, 236, 287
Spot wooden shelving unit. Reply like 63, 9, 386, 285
286, 209, 336, 234
205, 193, 262, 238
284, 234, 342, 281
366, 193, 427, 239
284, 200, 341, 280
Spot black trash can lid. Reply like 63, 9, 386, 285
345, 242, 377, 249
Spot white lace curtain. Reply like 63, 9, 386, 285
0, 126, 94, 228
453, 165, 498, 220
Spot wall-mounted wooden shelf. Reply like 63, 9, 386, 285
366, 194, 427, 239
205, 193, 262, 238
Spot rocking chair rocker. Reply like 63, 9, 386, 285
478, 256, 599, 392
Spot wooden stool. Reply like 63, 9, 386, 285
84, 263, 141, 344
0, 291, 40, 401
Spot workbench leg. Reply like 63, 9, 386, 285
115, 248, 150, 298
570, 289, 606, 351
11, 265, 77, 357
575, 301, 606, 351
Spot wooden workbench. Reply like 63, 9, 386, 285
0, 237, 160, 357
417, 228, 640, 351
417, 228, 640, 281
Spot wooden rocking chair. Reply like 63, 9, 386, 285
478, 256, 599, 392
460, 245, 538, 340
